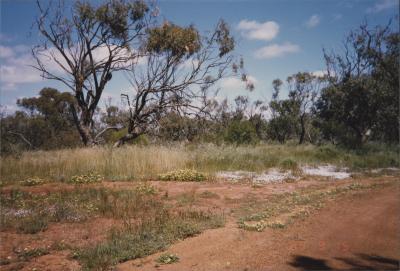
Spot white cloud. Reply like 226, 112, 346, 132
220, 77, 242, 90
305, 15, 320, 28
0, 44, 134, 90
0, 46, 15, 58
221, 75, 257, 90
366, 0, 398, 13
0, 45, 58, 90
0, 104, 19, 114
312, 70, 328, 78
219, 75, 258, 98
179, 58, 200, 70
254, 42, 300, 59
237, 19, 279, 41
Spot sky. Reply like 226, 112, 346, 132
0, 0, 398, 113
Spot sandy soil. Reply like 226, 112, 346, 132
1, 176, 399, 271
117, 183, 400, 271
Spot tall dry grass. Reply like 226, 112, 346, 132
0, 145, 189, 183
1, 143, 398, 184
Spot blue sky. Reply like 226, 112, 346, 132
0, 0, 398, 113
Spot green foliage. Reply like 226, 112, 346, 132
77, 0, 149, 42
316, 22, 399, 146
158, 169, 206, 182
156, 253, 180, 264
224, 120, 258, 145
314, 145, 340, 160
146, 23, 201, 58
279, 158, 299, 172
158, 112, 201, 142
267, 99, 299, 143
1, 88, 80, 154
215, 19, 235, 57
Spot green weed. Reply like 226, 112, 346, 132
156, 253, 179, 264
158, 169, 206, 182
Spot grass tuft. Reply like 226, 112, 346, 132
75, 209, 224, 270
158, 169, 206, 182
16, 213, 48, 234
156, 253, 179, 264
69, 172, 103, 184
20, 177, 46, 186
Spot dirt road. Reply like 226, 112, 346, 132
117, 186, 400, 271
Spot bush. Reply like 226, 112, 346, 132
20, 177, 46, 186
135, 183, 157, 195
158, 169, 206, 182
69, 172, 103, 184
224, 120, 258, 145
314, 145, 340, 161
279, 158, 298, 171
156, 253, 179, 264
17, 213, 48, 234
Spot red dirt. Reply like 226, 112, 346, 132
1, 176, 399, 271
116, 184, 400, 271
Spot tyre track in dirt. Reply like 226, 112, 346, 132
117, 184, 400, 271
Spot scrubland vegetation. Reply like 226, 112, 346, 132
0, 184, 224, 270
1, 143, 398, 185
0, 0, 398, 270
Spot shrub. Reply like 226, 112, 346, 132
76, 210, 224, 270
238, 220, 266, 232
224, 120, 258, 145
135, 183, 157, 195
158, 169, 206, 182
156, 253, 179, 264
20, 177, 45, 186
18, 247, 49, 261
315, 146, 340, 161
279, 158, 298, 171
17, 213, 48, 234
69, 172, 103, 184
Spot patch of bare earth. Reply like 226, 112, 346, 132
0, 217, 118, 271
116, 179, 399, 271
1, 176, 398, 270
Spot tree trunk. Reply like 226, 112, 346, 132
113, 132, 140, 148
78, 123, 95, 146
70, 104, 95, 146
299, 115, 306, 144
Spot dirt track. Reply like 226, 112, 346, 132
117, 185, 400, 271
1, 177, 399, 271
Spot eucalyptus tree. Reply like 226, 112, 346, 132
33, 0, 155, 145
114, 20, 249, 146
287, 72, 325, 144
317, 20, 399, 146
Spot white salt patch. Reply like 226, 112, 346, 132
302, 165, 350, 179
253, 169, 296, 183
216, 171, 254, 180
370, 167, 400, 173
216, 169, 296, 183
